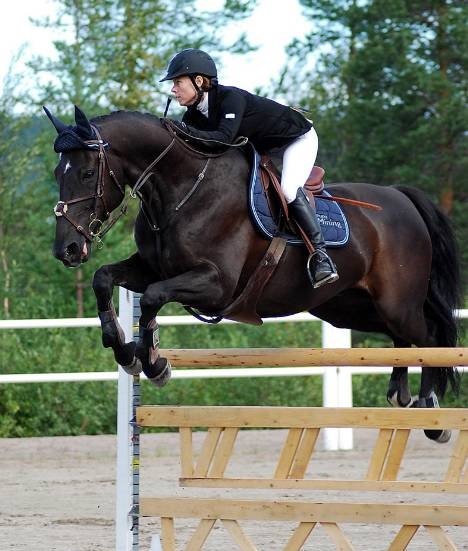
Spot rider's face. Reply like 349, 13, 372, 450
171, 76, 201, 106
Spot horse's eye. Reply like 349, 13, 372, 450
83, 169, 95, 179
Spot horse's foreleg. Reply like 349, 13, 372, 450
92, 253, 157, 374
136, 263, 224, 387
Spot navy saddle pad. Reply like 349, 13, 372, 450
248, 149, 349, 247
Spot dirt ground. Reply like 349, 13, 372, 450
0, 428, 466, 551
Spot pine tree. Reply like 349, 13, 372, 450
284, 0, 467, 212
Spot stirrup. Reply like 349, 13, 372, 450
306, 250, 339, 289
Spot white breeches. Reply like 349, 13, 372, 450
281, 127, 318, 203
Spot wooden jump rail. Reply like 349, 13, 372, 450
137, 406, 468, 551
158, 347, 468, 368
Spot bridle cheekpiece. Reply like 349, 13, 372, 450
53, 125, 126, 245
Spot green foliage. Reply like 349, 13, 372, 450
26, 0, 258, 113
281, 0, 468, 290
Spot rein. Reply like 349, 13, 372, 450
162, 118, 248, 155
130, 138, 176, 198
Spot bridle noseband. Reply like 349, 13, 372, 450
53, 125, 126, 244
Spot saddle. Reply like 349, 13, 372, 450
260, 156, 325, 221
252, 153, 349, 248
209, 153, 349, 326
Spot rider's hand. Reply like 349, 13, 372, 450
170, 120, 189, 134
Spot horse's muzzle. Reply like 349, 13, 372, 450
53, 239, 90, 267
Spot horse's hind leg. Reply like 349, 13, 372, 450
374, 294, 426, 409
377, 301, 452, 442
392, 316, 454, 442
387, 339, 413, 408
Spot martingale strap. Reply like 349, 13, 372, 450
186, 236, 287, 326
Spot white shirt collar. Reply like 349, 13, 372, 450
197, 93, 209, 117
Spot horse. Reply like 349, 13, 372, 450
45, 105, 462, 442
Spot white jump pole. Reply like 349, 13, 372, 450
115, 302, 354, 549
116, 287, 135, 551
322, 322, 353, 450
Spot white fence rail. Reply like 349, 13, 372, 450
1, 311, 466, 381
0, 312, 345, 384
1, 305, 466, 389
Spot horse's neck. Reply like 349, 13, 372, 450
107, 122, 173, 186
104, 117, 246, 216
121, 132, 203, 208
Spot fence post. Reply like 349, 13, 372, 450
116, 287, 135, 551
322, 322, 353, 450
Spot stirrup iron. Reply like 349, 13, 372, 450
306, 250, 339, 289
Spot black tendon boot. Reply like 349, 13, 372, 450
289, 187, 339, 288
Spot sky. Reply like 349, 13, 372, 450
0, 0, 312, 99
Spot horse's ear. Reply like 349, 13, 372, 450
43, 106, 68, 134
74, 105, 95, 139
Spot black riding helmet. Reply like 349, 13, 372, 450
160, 49, 218, 82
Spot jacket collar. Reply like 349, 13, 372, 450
207, 85, 219, 124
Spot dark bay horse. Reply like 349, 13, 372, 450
46, 106, 461, 442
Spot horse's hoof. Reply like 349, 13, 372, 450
121, 357, 143, 376
115, 341, 137, 368
432, 429, 452, 443
146, 357, 172, 388
387, 391, 414, 408
423, 428, 452, 443
417, 392, 452, 443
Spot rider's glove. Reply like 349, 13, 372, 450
170, 120, 189, 134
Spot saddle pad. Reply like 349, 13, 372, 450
248, 150, 349, 247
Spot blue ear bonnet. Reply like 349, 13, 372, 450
53, 127, 98, 153
43, 105, 108, 153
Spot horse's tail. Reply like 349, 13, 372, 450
394, 185, 462, 397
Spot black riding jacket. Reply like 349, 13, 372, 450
181, 84, 312, 153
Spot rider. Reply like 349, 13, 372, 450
160, 48, 339, 288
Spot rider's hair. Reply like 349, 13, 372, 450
196, 75, 213, 91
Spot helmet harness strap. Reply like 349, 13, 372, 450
189, 75, 205, 107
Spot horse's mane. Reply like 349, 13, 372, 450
91, 109, 248, 160
91, 110, 163, 127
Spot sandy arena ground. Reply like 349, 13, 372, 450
0, 428, 466, 551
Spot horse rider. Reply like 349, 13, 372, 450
160, 48, 339, 288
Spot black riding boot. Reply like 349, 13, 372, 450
289, 187, 339, 288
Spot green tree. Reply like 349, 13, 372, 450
26, 0, 256, 113
285, 0, 467, 203
281, 0, 467, 291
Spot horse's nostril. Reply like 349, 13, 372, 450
53, 242, 81, 264
66, 242, 80, 257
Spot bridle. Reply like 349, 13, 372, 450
53, 121, 214, 244
53, 125, 128, 244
